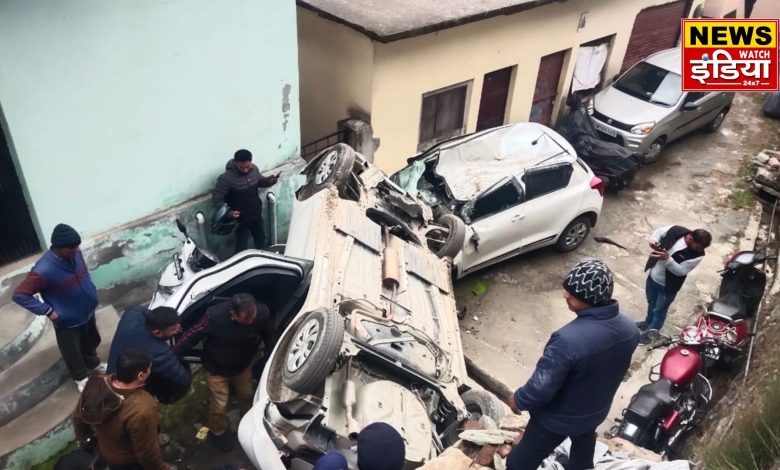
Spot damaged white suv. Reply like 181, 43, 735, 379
159, 144, 502, 469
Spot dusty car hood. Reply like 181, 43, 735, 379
411, 123, 576, 202
593, 86, 674, 126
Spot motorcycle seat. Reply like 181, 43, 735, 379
708, 293, 746, 320
627, 378, 675, 421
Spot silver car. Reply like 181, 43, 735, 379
590, 48, 734, 163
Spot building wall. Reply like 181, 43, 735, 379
369, 0, 688, 172
0, 0, 301, 243
297, 8, 375, 147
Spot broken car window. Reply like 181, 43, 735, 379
522, 163, 573, 200
470, 179, 524, 221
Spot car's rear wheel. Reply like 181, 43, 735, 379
281, 308, 344, 394
303, 144, 355, 197
642, 137, 665, 164
703, 108, 728, 133
461, 389, 509, 422
555, 216, 591, 252
424, 214, 466, 259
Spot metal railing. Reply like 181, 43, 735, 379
301, 129, 349, 161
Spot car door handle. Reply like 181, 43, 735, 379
512, 214, 525, 222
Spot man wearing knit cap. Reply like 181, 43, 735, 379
212, 149, 280, 254
506, 259, 639, 470
13, 223, 103, 392
357, 422, 406, 470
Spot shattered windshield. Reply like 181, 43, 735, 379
391, 158, 428, 194
613, 62, 682, 106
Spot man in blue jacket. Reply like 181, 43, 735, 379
506, 259, 639, 470
13, 224, 103, 392
107, 306, 192, 404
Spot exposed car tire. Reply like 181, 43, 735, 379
461, 390, 509, 422
426, 214, 466, 259
703, 108, 728, 133
306, 144, 355, 195
281, 308, 344, 394
642, 138, 665, 164
555, 216, 591, 252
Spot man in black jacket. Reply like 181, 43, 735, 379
506, 259, 639, 470
107, 306, 192, 405
212, 149, 279, 254
174, 293, 276, 452
639, 225, 711, 342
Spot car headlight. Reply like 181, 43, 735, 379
725, 330, 738, 344
630, 122, 655, 135
586, 98, 595, 116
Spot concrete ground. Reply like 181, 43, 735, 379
455, 92, 776, 435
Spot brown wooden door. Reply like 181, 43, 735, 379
621, 0, 689, 72
529, 50, 566, 127
476, 67, 513, 131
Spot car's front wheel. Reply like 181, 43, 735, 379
642, 137, 666, 164
302, 144, 355, 199
281, 308, 344, 394
555, 216, 591, 252
703, 108, 728, 133
424, 214, 466, 259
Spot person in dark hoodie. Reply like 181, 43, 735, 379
107, 306, 192, 404
212, 149, 280, 254
13, 223, 103, 392
73, 348, 175, 470
506, 259, 639, 470
174, 293, 275, 452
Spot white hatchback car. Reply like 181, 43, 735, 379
392, 123, 605, 278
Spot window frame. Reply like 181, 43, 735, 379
521, 162, 574, 200
418, 80, 473, 151
468, 177, 525, 222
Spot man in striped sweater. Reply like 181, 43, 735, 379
13, 224, 104, 392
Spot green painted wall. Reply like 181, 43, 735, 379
0, 0, 301, 242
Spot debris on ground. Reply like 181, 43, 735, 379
753, 149, 780, 199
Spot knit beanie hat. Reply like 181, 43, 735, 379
50, 224, 81, 248
357, 422, 405, 470
234, 149, 252, 162
562, 259, 614, 307
313, 451, 348, 470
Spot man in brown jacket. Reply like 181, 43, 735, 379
73, 348, 175, 470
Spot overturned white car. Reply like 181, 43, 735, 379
155, 144, 503, 469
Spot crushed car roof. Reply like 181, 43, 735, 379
420, 122, 576, 201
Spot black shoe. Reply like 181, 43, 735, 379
208, 431, 234, 453
639, 331, 653, 345
636, 321, 648, 331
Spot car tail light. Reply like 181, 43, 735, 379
590, 176, 605, 197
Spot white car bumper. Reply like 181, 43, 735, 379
238, 366, 286, 470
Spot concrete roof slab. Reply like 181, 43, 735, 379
298, 0, 562, 42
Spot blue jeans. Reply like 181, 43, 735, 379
644, 275, 677, 331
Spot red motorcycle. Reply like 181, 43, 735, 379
608, 331, 714, 455
610, 251, 770, 454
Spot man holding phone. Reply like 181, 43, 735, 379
638, 224, 712, 343
212, 149, 280, 254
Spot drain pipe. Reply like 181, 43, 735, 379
195, 211, 209, 250
266, 192, 278, 246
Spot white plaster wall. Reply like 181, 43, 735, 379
298, 7, 374, 147
369, 0, 689, 172
0, 0, 300, 241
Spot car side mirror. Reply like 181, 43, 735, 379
683, 102, 700, 112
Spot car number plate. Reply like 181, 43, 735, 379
593, 120, 618, 137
